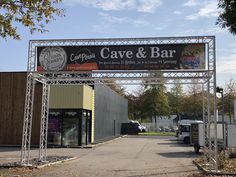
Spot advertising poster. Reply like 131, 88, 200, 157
37, 44, 205, 71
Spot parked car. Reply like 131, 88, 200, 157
164, 127, 171, 132
129, 120, 147, 132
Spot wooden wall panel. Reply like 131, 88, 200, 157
11, 73, 26, 144
0, 73, 15, 144
0, 72, 42, 146
31, 83, 42, 145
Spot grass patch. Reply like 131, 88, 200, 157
138, 132, 176, 136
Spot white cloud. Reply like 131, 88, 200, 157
186, 14, 198, 20
229, 43, 236, 49
183, 0, 200, 7
132, 20, 150, 26
98, 12, 130, 23
64, 0, 135, 10
155, 26, 166, 31
91, 23, 114, 33
186, 0, 219, 20
217, 44, 236, 75
91, 12, 150, 33
98, 12, 149, 26
173, 11, 182, 15
63, 0, 162, 13
137, 0, 162, 13
217, 55, 236, 74
176, 26, 225, 36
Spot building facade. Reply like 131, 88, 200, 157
0, 72, 128, 146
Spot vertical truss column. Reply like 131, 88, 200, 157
207, 75, 218, 171
212, 37, 218, 172
207, 77, 215, 170
39, 83, 50, 162
206, 36, 218, 171
202, 83, 209, 163
21, 40, 37, 166
21, 73, 35, 165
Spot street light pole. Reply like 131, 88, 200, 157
216, 87, 225, 148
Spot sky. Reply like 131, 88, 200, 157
0, 0, 235, 89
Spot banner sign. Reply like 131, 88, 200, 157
37, 44, 205, 71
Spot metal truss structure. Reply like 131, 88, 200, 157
21, 36, 218, 171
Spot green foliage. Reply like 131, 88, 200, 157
217, 0, 236, 35
168, 82, 184, 116
180, 81, 203, 118
104, 80, 126, 96
220, 79, 236, 123
181, 93, 203, 118
126, 93, 141, 120
126, 86, 146, 121
0, 0, 64, 39
127, 73, 170, 122
141, 73, 170, 120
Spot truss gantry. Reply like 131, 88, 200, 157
21, 36, 218, 171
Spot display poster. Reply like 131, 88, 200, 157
37, 44, 205, 71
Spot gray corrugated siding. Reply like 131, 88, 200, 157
94, 85, 128, 142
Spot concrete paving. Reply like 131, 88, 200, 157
0, 136, 201, 177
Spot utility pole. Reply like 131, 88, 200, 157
216, 86, 225, 148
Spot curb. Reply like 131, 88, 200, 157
0, 157, 77, 169
193, 160, 236, 176
91, 135, 127, 147
35, 157, 77, 168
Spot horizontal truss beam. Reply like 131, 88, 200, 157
34, 70, 212, 85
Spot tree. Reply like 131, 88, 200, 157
181, 81, 203, 119
217, 0, 236, 35
0, 0, 64, 39
126, 86, 145, 121
223, 78, 236, 123
103, 79, 126, 96
141, 72, 170, 120
181, 94, 203, 119
168, 82, 184, 117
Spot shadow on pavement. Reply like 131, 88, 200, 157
126, 168, 199, 177
125, 135, 175, 139
0, 147, 21, 152
157, 151, 198, 158
157, 142, 192, 148
0, 147, 39, 152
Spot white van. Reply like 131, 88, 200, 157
177, 120, 203, 144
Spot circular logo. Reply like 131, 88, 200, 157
39, 47, 67, 71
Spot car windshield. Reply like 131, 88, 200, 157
130, 120, 141, 125
180, 125, 190, 132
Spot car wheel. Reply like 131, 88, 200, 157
184, 137, 190, 144
194, 144, 200, 154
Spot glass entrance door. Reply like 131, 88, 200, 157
62, 111, 79, 146
81, 110, 92, 145
48, 110, 62, 146
48, 109, 91, 147
81, 115, 87, 145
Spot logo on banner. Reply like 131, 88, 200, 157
180, 44, 205, 69
70, 48, 95, 63
39, 47, 67, 71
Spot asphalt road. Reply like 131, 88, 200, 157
2, 136, 201, 177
